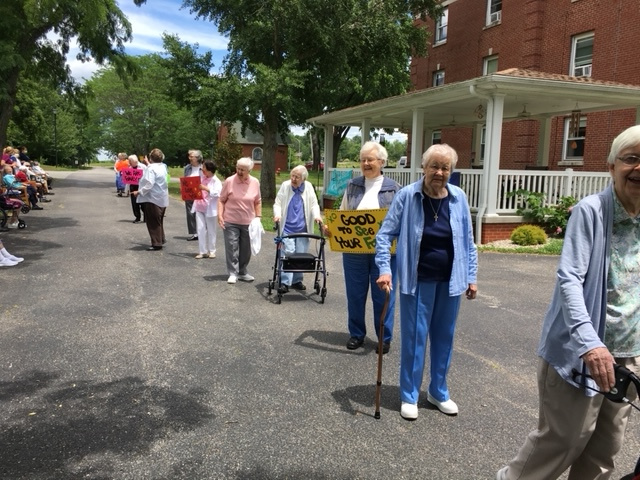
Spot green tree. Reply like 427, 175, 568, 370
86, 55, 213, 164
0, 0, 142, 146
170, 0, 441, 200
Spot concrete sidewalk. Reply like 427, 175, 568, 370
0, 166, 638, 479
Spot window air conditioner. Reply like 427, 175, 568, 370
574, 64, 592, 77
490, 11, 501, 23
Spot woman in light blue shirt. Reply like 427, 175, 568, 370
376, 143, 477, 420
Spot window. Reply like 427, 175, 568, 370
435, 7, 448, 44
563, 116, 586, 161
432, 130, 442, 145
484, 55, 499, 75
480, 126, 486, 161
571, 33, 593, 77
433, 70, 445, 87
487, 0, 502, 24
252, 147, 263, 163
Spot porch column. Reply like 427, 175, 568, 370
322, 124, 335, 195
484, 94, 505, 216
636, 107, 640, 125
537, 116, 552, 167
410, 109, 425, 183
361, 119, 371, 144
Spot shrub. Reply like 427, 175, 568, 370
508, 189, 576, 238
510, 224, 547, 246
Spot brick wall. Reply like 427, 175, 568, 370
412, 0, 640, 173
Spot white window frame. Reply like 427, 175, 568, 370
252, 147, 263, 163
432, 130, 442, 145
433, 69, 445, 87
486, 0, 502, 25
562, 116, 586, 163
480, 126, 487, 162
570, 32, 594, 77
435, 7, 448, 44
483, 55, 499, 75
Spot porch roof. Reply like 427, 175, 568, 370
307, 69, 640, 130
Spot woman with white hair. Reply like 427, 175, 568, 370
218, 157, 262, 284
273, 165, 322, 293
338, 141, 402, 354
376, 143, 477, 420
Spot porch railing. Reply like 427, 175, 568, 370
327, 167, 611, 214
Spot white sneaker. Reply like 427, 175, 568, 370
238, 273, 255, 282
427, 393, 458, 415
7, 255, 24, 262
400, 402, 418, 420
496, 466, 508, 480
0, 257, 18, 267
6, 222, 18, 229
195, 253, 205, 259
208, 252, 216, 258
227, 274, 237, 284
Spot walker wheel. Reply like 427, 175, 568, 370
21, 206, 30, 214
18, 221, 26, 229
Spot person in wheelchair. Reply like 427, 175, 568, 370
273, 165, 322, 294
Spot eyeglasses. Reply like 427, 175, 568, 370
360, 157, 380, 164
426, 164, 451, 172
617, 155, 640, 166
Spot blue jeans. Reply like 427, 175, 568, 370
399, 280, 461, 404
342, 253, 396, 343
280, 236, 310, 286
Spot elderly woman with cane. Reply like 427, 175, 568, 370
497, 125, 640, 479
273, 165, 322, 294
376, 143, 477, 420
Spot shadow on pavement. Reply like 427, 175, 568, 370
0, 370, 213, 478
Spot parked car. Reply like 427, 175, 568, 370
398, 156, 407, 168
305, 160, 324, 171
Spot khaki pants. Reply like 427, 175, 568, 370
501, 357, 639, 480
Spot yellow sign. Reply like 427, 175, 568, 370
324, 209, 395, 254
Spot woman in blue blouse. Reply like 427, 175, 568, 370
376, 143, 477, 420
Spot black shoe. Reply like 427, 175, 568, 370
41, 198, 51, 202
31, 205, 43, 210
133, 219, 141, 223
290, 282, 306, 291
346, 337, 365, 350
146, 246, 162, 251
277, 284, 289, 294
375, 342, 391, 355
117, 193, 123, 197
187, 235, 198, 241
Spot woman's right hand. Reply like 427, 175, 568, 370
376, 274, 392, 292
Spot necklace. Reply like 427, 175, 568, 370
428, 197, 442, 221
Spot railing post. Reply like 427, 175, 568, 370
563, 168, 573, 198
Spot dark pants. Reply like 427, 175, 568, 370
142, 203, 165, 247
26, 185, 38, 206
185, 201, 196, 235
130, 185, 142, 221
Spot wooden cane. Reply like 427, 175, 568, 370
374, 286, 391, 419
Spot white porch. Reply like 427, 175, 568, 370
309, 69, 640, 243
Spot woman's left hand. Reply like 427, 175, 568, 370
465, 283, 477, 300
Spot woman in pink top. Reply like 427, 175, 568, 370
218, 157, 262, 284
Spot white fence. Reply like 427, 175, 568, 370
327, 168, 611, 214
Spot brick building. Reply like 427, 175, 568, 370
413, 0, 639, 172
308, 0, 640, 242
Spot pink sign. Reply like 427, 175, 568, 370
121, 168, 144, 185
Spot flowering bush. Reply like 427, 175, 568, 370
509, 189, 576, 238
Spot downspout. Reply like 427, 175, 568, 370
469, 83, 492, 244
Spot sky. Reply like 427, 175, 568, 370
67, 0, 407, 143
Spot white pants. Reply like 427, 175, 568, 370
195, 212, 217, 255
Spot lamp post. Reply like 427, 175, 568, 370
53, 108, 58, 167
